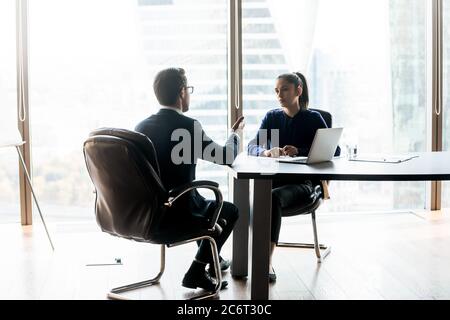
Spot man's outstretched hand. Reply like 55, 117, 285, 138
231, 116, 245, 132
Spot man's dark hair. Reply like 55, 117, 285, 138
153, 68, 187, 106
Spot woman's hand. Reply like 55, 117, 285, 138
262, 147, 285, 158
231, 116, 245, 133
282, 145, 298, 157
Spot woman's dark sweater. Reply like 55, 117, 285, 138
247, 108, 329, 156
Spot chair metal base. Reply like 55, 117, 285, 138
107, 236, 222, 300
276, 242, 331, 263
277, 210, 331, 263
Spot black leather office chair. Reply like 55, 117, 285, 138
277, 108, 337, 263
83, 128, 224, 300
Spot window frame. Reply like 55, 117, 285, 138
12, 0, 447, 224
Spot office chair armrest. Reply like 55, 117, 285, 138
167, 180, 219, 198
166, 180, 223, 231
312, 184, 323, 201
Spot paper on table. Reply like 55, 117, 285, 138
349, 154, 419, 164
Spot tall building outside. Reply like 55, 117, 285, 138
1, 0, 450, 223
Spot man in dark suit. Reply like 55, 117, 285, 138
135, 67, 244, 291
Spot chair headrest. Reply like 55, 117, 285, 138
310, 108, 332, 128
89, 127, 161, 176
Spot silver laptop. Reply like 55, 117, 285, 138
277, 128, 343, 165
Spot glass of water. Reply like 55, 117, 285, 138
346, 144, 358, 159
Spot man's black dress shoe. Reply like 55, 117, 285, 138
208, 256, 231, 277
269, 267, 277, 283
182, 271, 228, 291
219, 257, 231, 271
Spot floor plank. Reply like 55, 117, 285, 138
3, 209, 450, 299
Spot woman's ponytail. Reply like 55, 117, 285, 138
293, 72, 309, 111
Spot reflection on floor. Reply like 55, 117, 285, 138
2, 209, 450, 300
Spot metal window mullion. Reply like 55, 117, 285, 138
429, 0, 443, 211
228, 0, 243, 129
228, 0, 243, 196
16, 0, 32, 225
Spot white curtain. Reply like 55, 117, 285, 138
266, 0, 320, 71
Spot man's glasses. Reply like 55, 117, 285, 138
185, 86, 194, 94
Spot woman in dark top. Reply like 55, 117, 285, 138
247, 72, 327, 282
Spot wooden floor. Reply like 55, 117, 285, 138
2, 209, 450, 300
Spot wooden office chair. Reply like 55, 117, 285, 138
277, 108, 339, 263
83, 128, 224, 300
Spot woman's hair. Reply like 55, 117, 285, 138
153, 67, 187, 106
277, 72, 309, 110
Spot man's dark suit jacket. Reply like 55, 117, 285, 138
135, 108, 239, 215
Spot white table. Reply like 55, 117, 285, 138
1, 130, 54, 250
